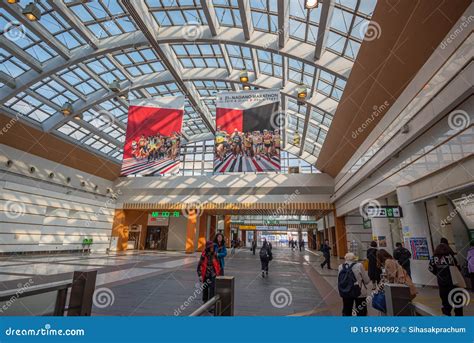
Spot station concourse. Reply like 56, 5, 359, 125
0, 0, 472, 317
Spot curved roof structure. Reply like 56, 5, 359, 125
0, 0, 377, 164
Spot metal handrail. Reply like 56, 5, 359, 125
189, 295, 222, 316
0, 281, 72, 302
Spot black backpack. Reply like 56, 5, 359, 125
259, 246, 269, 259
338, 263, 361, 298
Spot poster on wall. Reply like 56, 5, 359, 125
120, 96, 185, 176
214, 89, 281, 173
378, 236, 387, 247
409, 237, 430, 260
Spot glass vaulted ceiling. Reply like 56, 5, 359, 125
0, 0, 377, 164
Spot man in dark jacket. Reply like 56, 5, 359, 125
320, 239, 332, 269
197, 241, 221, 303
251, 240, 257, 255
393, 242, 412, 277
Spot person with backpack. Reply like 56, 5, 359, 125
377, 249, 417, 297
429, 242, 465, 316
213, 233, 227, 275
197, 241, 222, 303
393, 242, 412, 277
320, 239, 332, 269
338, 253, 371, 316
367, 241, 381, 290
259, 238, 273, 278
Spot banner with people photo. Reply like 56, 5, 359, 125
120, 96, 185, 176
214, 89, 281, 173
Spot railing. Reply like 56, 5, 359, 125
190, 295, 222, 316
0, 270, 97, 316
189, 276, 235, 317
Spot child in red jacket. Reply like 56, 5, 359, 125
197, 241, 221, 303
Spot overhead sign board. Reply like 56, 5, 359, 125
365, 206, 403, 218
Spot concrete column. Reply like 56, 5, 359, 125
197, 212, 208, 251
209, 215, 217, 239
185, 209, 197, 253
397, 186, 435, 285
224, 215, 231, 248
335, 212, 348, 258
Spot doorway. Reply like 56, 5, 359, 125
145, 226, 168, 250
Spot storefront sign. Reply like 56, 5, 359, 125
148, 214, 169, 226
151, 211, 180, 218
365, 206, 403, 218
239, 225, 256, 230
255, 226, 288, 231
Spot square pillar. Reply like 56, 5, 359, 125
186, 209, 197, 253
335, 211, 348, 258
224, 215, 231, 248
209, 215, 217, 240
197, 212, 208, 251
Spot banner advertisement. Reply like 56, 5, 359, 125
214, 89, 281, 173
120, 96, 185, 177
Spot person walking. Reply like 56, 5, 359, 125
320, 239, 332, 269
299, 239, 305, 252
429, 242, 465, 316
197, 241, 221, 303
338, 253, 371, 316
251, 239, 257, 255
367, 241, 381, 290
259, 238, 273, 278
467, 241, 474, 292
213, 233, 227, 275
393, 242, 412, 277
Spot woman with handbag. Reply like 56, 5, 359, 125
373, 249, 417, 313
429, 242, 465, 316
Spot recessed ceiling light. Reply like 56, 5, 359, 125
23, 2, 41, 21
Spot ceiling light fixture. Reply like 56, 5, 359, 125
23, 2, 41, 21
61, 102, 73, 116
108, 80, 120, 92
297, 84, 308, 104
7, 0, 20, 4
239, 69, 249, 83
242, 84, 251, 91
305, 0, 318, 9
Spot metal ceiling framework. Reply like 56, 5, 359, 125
0, 0, 376, 165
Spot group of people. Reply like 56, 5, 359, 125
196, 235, 275, 305
215, 127, 280, 161
288, 238, 305, 251
130, 133, 181, 161
338, 238, 470, 316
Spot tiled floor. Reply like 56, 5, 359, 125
0, 248, 472, 316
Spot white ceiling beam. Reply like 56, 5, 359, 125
47, 0, 99, 50
277, 0, 290, 48
200, 0, 220, 36
0, 71, 16, 89
0, 2, 71, 60
314, 0, 335, 60
237, 0, 254, 40
122, 0, 214, 132
0, 28, 352, 103
251, 48, 260, 79
0, 35, 42, 73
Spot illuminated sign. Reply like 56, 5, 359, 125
364, 206, 403, 218
151, 211, 180, 218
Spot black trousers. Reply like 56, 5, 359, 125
321, 255, 331, 269
342, 297, 367, 316
439, 285, 463, 316
470, 273, 474, 292
260, 258, 269, 272
202, 277, 216, 303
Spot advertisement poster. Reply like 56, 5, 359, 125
120, 96, 185, 176
214, 89, 281, 173
409, 237, 430, 260
378, 235, 387, 247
